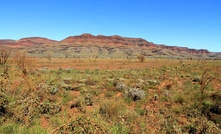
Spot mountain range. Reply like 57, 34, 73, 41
0, 33, 220, 59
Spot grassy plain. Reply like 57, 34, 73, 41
0, 57, 221, 133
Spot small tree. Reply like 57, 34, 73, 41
14, 52, 28, 76
0, 47, 10, 65
13, 52, 32, 90
137, 55, 145, 62
45, 52, 52, 61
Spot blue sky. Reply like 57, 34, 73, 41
0, 0, 221, 52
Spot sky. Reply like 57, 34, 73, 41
0, 0, 221, 52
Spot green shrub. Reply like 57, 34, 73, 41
53, 116, 109, 134
85, 77, 97, 86
0, 122, 47, 134
99, 99, 126, 119
0, 123, 19, 134
110, 122, 129, 134
104, 91, 116, 98
38, 102, 61, 115
62, 91, 72, 104
135, 108, 145, 116
0, 92, 9, 116
174, 94, 185, 104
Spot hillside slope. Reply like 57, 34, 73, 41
0, 34, 220, 59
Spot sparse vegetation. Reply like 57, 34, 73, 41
0, 55, 221, 133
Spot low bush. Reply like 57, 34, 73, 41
137, 55, 145, 62
124, 88, 146, 101
99, 99, 126, 119
52, 116, 109, 134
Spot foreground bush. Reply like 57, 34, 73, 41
124, 88, 146, 101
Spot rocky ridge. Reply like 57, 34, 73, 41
0, 34, 220, 59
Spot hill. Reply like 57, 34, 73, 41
0, 34, 220, 59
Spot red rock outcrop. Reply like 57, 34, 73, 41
60, 33, 156, 48
0, 34, 212, 57
19, 37, 58, 44
0, 39, 17, 45
0, 37, 58, 47
159, 45, 209, 54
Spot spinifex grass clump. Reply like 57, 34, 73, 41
99, 98, 126, 119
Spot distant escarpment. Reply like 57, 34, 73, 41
60, 33, 155, 48
0, 33, 220, 59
